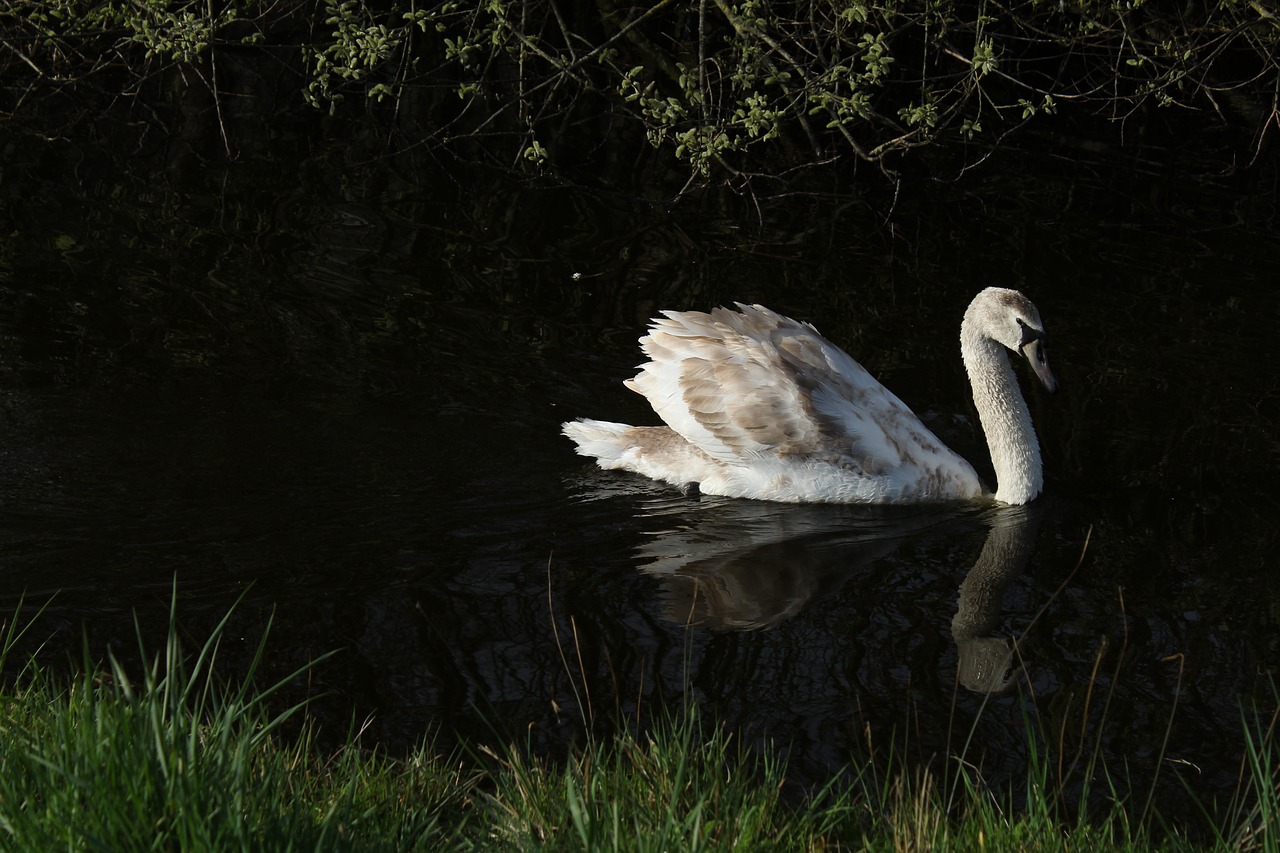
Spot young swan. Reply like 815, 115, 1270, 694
563, 288, 1057, 505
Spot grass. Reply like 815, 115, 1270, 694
0, 597, 1276, 851
0, 598, 468, 851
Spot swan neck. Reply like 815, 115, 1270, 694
961, 319, 1043, 504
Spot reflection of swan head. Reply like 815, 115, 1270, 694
563, 288, 1056, 506
955, 637, 1016, 693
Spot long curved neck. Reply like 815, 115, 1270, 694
960, 319, 1043, 504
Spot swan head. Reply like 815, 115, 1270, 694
967, 287, 1058, 393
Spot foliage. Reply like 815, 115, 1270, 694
1, 0, 1276, 179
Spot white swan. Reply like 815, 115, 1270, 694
562, 287, 1057, 505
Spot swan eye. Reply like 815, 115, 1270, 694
1015, 318, 1045, 348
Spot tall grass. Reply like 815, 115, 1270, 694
1219, 694, 1280, 852
0, 594, 1274, 851
474, 710, 862, 851
0, 597, 468, 851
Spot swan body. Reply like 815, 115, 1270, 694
563, 288, 1057, 505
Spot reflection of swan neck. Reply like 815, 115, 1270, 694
961, 316, 1042, 504
952, 507, 1042, 693
955, 509, 1039, 632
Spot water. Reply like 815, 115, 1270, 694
2, 123, 1278, 828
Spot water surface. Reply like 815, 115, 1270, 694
1, 127, 1278, 828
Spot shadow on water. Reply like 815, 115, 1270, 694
1, 111, 1280, 834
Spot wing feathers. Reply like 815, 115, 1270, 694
629, 304, 963, 485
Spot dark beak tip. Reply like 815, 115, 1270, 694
1020, 342, 1057, 394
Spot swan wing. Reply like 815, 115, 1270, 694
626, 304, 965, 481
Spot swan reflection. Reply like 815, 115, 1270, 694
632, 497, 1043, 692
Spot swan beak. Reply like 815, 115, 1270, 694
1021, 339, 1058, 393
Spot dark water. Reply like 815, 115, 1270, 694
2, 124, 1279, 829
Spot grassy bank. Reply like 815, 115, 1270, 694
0, 604, 1275, 851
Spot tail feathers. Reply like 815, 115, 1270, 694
562, 419, 634, 466
564, 419, 723, 492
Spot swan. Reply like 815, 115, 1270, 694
562, 287, 1057, 505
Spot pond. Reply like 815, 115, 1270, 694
1, 121, 1278, 831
